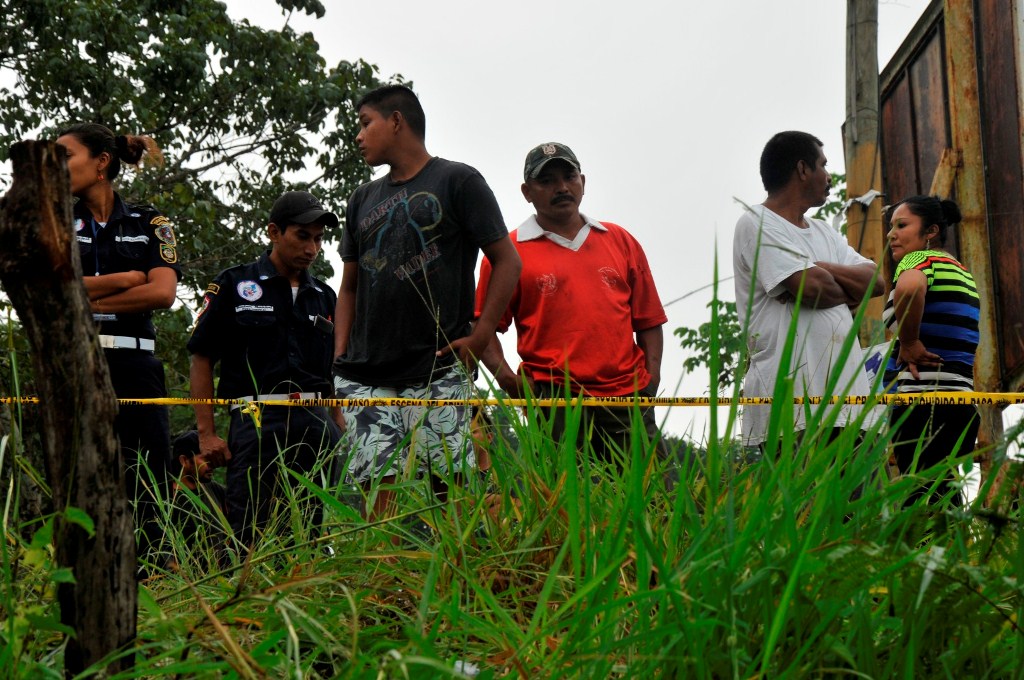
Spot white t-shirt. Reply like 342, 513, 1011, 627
733, 205, 878, 445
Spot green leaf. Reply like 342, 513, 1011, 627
24, 611, 76, 637
63, 506, 95, 537
29, 517, 54, 549
49, 568, 77, 584
137, 586, 164, 619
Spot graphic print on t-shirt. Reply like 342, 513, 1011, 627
357, 189, 443, 286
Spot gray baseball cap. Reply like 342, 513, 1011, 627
523, 142, 581, 181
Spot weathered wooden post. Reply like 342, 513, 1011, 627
942, 0, 1003, 479
0, 140, 136, 674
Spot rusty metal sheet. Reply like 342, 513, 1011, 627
910, 29, 960, 258
909, 30, 952, 194
881, 75, 919, 200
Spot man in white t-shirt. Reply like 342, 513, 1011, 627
733, 131, 884, 448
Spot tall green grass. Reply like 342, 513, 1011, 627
1, 289, 1022, 678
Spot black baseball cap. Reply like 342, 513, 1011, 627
269, 190, 340, 228
523, 142, 581, 180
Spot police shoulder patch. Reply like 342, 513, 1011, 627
206, 283, 220, 295
155, 225, 176, 245
159, 244, 178, 264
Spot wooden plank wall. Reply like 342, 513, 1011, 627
879, 0, 1024, 386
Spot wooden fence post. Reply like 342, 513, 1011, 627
0, 140, 136, 675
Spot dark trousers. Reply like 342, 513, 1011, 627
226, 405, 341, 548
890, 403, 979, 507
106, 350, 171, 563
535, 383, 668, 469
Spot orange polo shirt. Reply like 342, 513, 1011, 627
476, 216, 666, 396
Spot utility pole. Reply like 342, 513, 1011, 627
844, 0, 886, 345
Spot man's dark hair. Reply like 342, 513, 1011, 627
759, 131, 823, 193
356, 84, 426, 140
170, 430, 200, 477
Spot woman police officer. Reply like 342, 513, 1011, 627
57, 122, 181, 565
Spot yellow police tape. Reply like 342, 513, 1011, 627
1, 392, 1022, 408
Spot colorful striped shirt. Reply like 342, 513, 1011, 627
881, 250, 979, 392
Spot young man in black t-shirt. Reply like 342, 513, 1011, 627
333, 85, 521, 519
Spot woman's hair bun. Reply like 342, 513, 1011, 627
938, 197, 962, 227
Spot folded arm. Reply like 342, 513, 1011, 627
83, 270, 147, 300
814, 261, 884, 303
779, 266, 849, 308
88, 267, 177, 314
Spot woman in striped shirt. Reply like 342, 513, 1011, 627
882, 195, 980, 507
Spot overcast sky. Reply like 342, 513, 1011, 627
227, 0, 933, 439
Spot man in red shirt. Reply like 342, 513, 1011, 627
476, 143, 668, 465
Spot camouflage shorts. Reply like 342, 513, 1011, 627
334, 364, 475, 484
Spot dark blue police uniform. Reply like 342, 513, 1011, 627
74, 193, 181, 558
187, 252, 341, 546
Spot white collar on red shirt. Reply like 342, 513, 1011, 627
515, 213, 606, 252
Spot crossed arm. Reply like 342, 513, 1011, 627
85, 267, 177, 314
779, 261, 883, 308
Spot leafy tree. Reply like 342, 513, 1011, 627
815, 172, 849, 234
673, 299, 743, 390
1, 0, 387, 435
1, 0, 384, 296
675, 174, 847, 390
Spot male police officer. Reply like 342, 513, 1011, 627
189, 190, 342, 548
